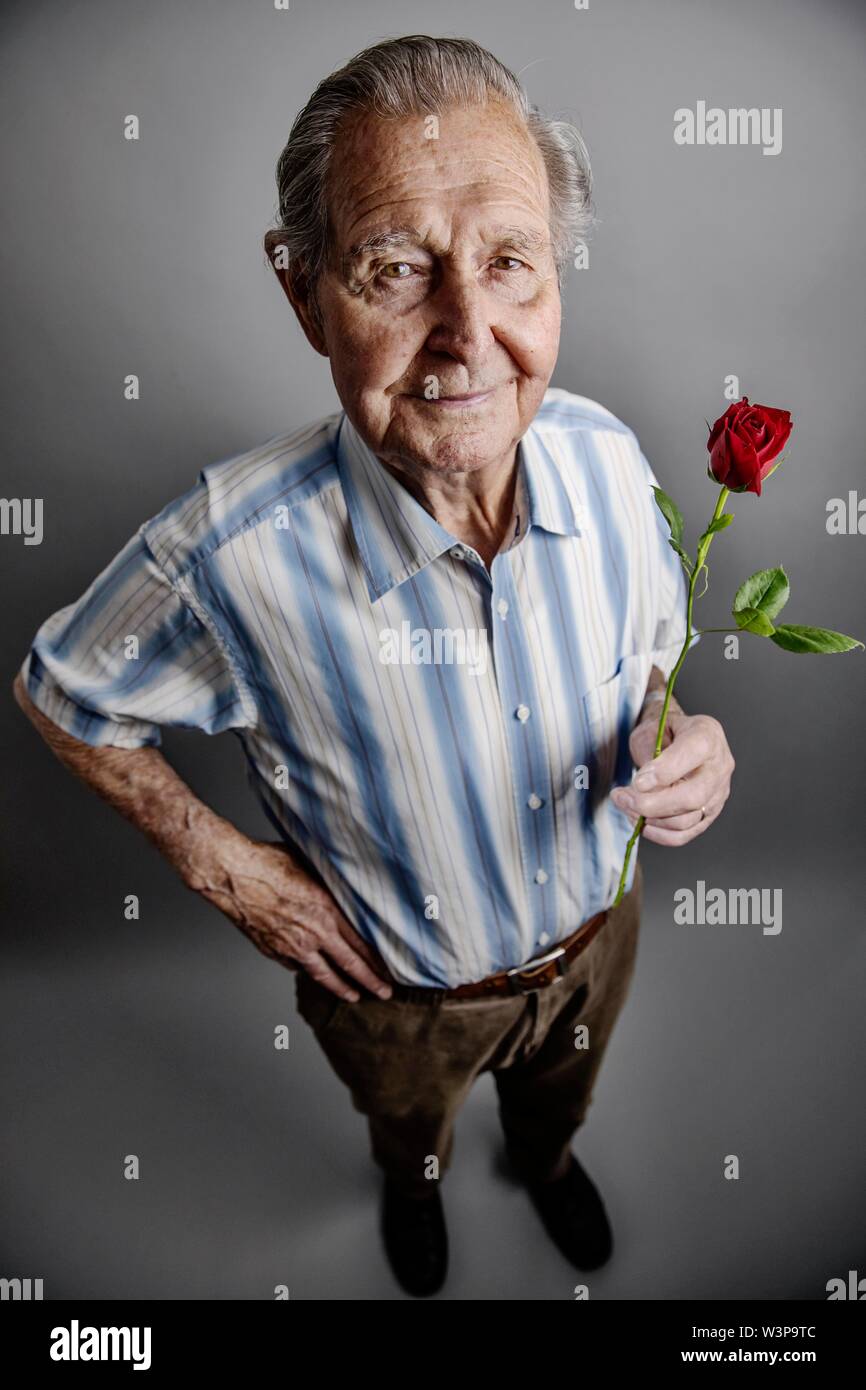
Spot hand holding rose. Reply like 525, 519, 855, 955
612, 396, 862, 905
613, 710, 735, 845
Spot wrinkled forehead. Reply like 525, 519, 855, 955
323, 100, 551, 253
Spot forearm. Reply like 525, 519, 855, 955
13, 672, 267, 889
12, 672, 387, 992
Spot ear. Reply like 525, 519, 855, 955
263, 232, 328, 357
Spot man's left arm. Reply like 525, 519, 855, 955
610, 670, 736, 845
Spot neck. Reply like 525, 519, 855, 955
379, 448, 519, 569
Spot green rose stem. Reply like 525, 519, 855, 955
611, 484, 731, 907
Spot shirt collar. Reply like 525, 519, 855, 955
336, 409, 586, 603
518, 420, 588, 539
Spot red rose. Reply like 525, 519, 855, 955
707, 397, 793, 496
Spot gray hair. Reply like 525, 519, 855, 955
263, 35, 594, 324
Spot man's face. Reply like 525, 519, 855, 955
296, 100, 562, 478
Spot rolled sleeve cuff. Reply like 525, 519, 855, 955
19, 650, 162, 750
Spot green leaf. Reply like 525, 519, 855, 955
769, 624, 864, 654
734, 606, 776, 636
652, 486, 684, 545
668, 537, 694, 573
698, 513, 734, 545
733, 567, 790, 621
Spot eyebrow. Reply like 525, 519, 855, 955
486, 224, 550, 255
340, 222, 550, 274
342, 226, 423, 272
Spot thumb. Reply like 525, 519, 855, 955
629, 713, 674, 768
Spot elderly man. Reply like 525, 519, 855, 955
14, 35, 734, 1298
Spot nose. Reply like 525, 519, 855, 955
424, 269, 495, 365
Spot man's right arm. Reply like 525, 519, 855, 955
12, 672, 393, 1001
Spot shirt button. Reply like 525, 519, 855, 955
450, 546, 465, 560
535, 869, 549, 885
496, 598, 509, 619
527, 793, 543, 810
538, 931, 551, 946
515, 704, 530, 723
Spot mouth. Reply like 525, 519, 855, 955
410, 388, 497, 408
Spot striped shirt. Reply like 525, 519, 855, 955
21, 387, 691, 987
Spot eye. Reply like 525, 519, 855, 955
377, 261, 414, 280
490, 255, 527, 271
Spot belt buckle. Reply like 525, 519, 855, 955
506, 943, 566, 995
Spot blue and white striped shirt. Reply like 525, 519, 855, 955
21, 388, 690, 987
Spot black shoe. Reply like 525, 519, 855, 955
381, 1180, 448, 1297
524, 1154, 613, 1270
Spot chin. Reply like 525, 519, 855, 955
414, 429, 510, 474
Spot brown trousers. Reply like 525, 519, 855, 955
295, 862, 643, 1199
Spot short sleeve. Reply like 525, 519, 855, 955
19, 528, 256, 748
638, 448, 700, 682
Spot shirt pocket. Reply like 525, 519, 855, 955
580, 652, 654, 812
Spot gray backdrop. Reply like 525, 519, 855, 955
2, 0, 864, 1300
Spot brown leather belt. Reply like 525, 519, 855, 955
387, 908, 610, 1003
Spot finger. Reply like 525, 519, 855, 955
336, 918, 393, 978
629, 720, 673, 764
640, 801, 722, 845
325, 934, 394, 999
638, 806, 705, 832
301, 953, 363, 1003
632, 719, 718, 790
614, 766, 718, 820
305, 891, 394, 991
628, 727, 658, 767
